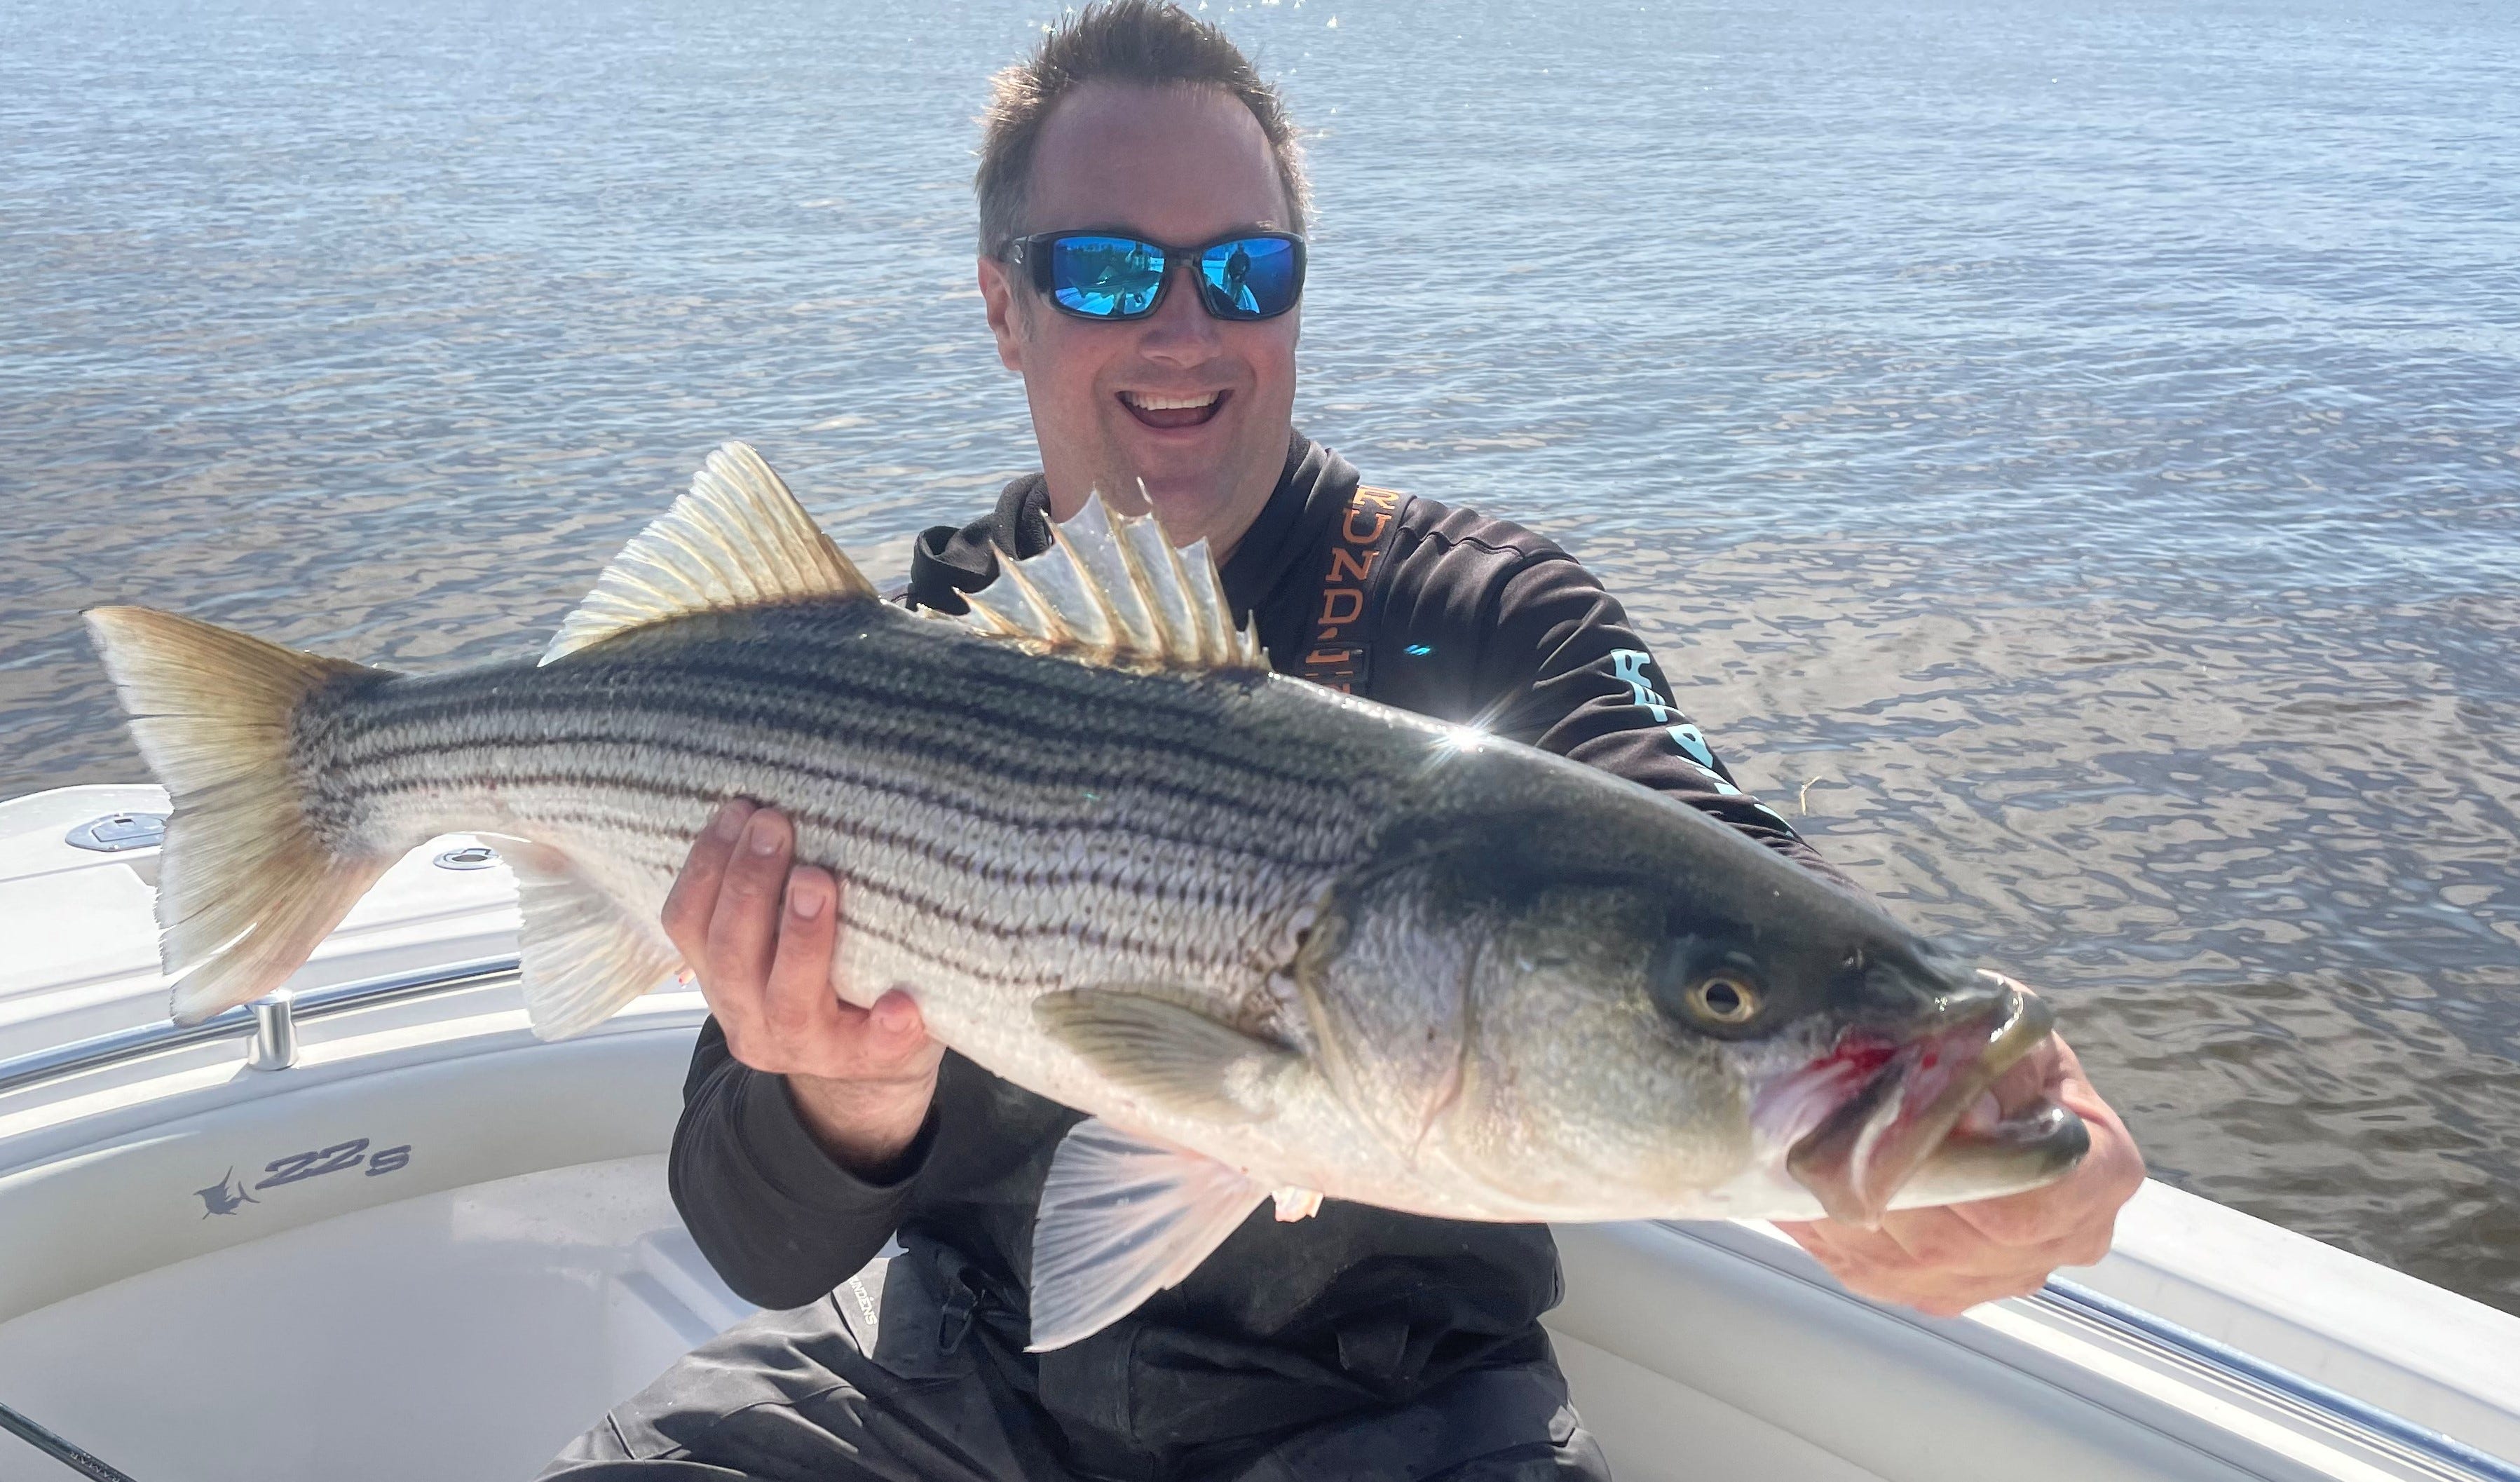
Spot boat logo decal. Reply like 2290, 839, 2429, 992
196, 1168, 259, 1218
196, 1136, 414, 1217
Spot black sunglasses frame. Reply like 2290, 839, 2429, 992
1006, 230, 1308, 323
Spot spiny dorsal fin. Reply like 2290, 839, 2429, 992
960, 492, 1268, 674
543, 441, 875, 665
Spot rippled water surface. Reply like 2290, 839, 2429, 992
4, 0, 2516, 1310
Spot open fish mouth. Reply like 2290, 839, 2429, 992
1774, 979, 2086, 1227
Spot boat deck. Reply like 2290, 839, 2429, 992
2, 787, 2513, 1481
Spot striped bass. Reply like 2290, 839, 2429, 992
86, 442, 2088, 1348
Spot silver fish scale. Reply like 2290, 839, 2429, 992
297, 602, 1406, 1042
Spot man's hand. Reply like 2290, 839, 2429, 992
1777, 1031, 2144, 1317
663, 800, 944, 1178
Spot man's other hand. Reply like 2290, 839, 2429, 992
663, 800, 943, 1178
1777, 1030, 2145, 1318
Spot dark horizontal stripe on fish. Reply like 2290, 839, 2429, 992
824, 868, 1241, 987
379, 761, 1347, 881
337, 676, 1352, 812
468, 794, 1258, 988
582, 608, 1272, 738
339, 641, 1363, 798
328, 692, 1370, 850
329, 705, 1358, 864
482, 783, 1323, 937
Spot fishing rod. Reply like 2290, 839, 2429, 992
0, 1398, 141, 1482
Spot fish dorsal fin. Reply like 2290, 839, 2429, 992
960, 492, 1268, 674
543, 441, 875, 665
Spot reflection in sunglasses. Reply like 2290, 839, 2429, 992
1021, 231, 1305, 322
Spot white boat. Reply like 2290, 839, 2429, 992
3, 782, 2514, 1481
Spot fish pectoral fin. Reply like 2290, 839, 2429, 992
1033, 988, 1302, 1123
1026, 1118, 1269, 1352
541, 442, 877, 665
495, 839, 685, 1040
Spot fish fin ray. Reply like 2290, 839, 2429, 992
497, 840, 685, 1040
543, 442, 874, 665
1026, 1119, 1268, 1351
1176, 537, 1234, 666
964, 494, 1267, 674
1033, 988, 1298, 1122
83, 607, 397, 1025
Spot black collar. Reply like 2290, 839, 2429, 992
903, 432, 1360, 620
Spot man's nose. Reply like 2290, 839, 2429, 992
1136, 264, 1224, 365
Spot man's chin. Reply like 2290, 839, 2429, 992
1096, 451, 1236, 533
1084, 414, 1284, 548
1131, 480, 1239, 547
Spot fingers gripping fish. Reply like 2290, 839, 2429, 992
85, 442, 2089, 1352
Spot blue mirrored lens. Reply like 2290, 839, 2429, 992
1048, 236, 1168, 318
1197, 237, 1301, 319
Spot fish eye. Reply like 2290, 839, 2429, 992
1647, 934, 1773, 1036
1687, 974, 1762, 1026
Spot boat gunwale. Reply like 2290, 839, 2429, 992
0, 956, 525, 1099
2034, 1278, 2520, 1482
1638, 1217, 2520, 1482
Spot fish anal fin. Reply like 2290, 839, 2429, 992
543, 442, 876, 665
1033, 988, 1300, 1123
1026, 1119, 1268, 1351
495, 839, 685, 1039
963, 494, 1268, 675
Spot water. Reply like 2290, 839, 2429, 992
4, 0, 2516, 1311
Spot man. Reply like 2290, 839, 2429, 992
545, 4, 2144, 1477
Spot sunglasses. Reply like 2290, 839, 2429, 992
1007, 230, 1306, 322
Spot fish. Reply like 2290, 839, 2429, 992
86, 441, 2089, 1349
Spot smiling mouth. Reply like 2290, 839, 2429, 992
1119, 389, 1227, 430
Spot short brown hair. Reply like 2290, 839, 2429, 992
976, 0, 1309, 256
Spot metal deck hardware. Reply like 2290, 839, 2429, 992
0, 1396, 142, 1481
62, 813, 165, 854
246, 991, 299, 1071
0, 957, 524, 1099
2038, 1277, 2520, 1482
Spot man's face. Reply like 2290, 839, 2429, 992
979, 82, 1300, 559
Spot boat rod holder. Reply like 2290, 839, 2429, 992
247, 991, 297, 1072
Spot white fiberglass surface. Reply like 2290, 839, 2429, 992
0, 1154, 1876, 1482
0, 784, 524, 1061
0, 1155, 744, 1482
0, 1135, 2504, 1482
1, 781, 2512, 1481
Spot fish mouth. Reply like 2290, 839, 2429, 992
1776, 979, 2086, 1228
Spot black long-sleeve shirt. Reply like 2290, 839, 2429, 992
669, 434, 1846, 1476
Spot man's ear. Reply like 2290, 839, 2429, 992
978, 255, 1028, 373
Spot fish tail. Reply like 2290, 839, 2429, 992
84, 606, 396, 1026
